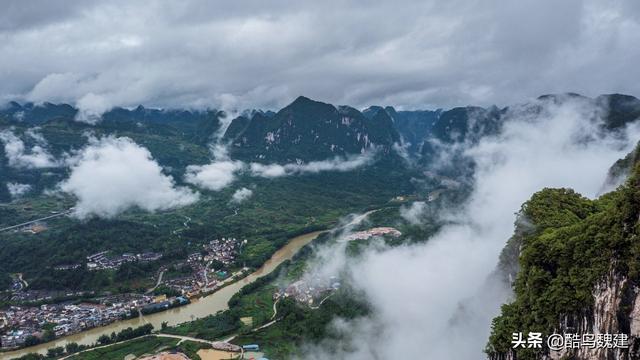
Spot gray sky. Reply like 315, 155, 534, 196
1, 0, 639, 112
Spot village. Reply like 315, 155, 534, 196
274, 276, 342, 308
0, 294, 156, 349
0, 236, 247, 350
343, 226, 402, 242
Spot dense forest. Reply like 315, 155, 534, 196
487, 164, 640, 359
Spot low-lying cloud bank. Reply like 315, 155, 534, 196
297, 100, 640, 360
184, 144, 244, 191
6, 182, 32, 198
186, 145, 377, 190
185, 160, 245, 191
249, 151, 377, 178
0, 128, 59, 168
60, 136, 199, 219
399, 201, 427, 225
230, 187, 253, 204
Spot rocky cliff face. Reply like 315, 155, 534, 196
491, 249, 640, 360
488, 152, 640, 359
491, 268, 640, 360
544, 269, 638, 360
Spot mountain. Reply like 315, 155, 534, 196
364, 106, 441, 154
487, 148, 640, 360
223, 96, 401, 162
0, 101, 77, 124
597, 94, 640, 130
0, 103, 223, 145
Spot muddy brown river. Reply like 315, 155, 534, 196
3, 230, 324, 359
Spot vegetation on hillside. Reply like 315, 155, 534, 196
487, 165, 640, 359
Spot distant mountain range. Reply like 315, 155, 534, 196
2, 93, 640, 166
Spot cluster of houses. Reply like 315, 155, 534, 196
343, 227, 402, 241
152, 237, 244, 297
202, 237, 244, 266
0, 296, 146, 349
1, 329, 32, 349
0, 293, 189, 350
86, 251, 162, 271
275, 276, 341, 306
0, 237, 249, 350
20, 222, 48, 234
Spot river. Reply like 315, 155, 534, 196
3, 230, 324, 359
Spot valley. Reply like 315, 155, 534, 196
2, 93, 640, 359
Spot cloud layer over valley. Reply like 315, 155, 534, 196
249, 151, 377, 178
297, 99, 640, 360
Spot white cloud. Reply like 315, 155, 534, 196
0, 129, 59, 168
184, 142, 246, 191
75, 92, 112, 124
399, 201, 426, 225
248, 162, 287, 178
186, 144, 376, 191
250, 152, 376, 178
60, 136, 199, 219
297, 99, 640, 360
185, 160, 245, 191
230, 187, 253, 204
6, 182, 32, 198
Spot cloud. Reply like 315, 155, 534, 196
186, 145, 377, 191
297, 99, 640, 360
184, 143, 245, 191
75, 92, 112, 124
6, 182, 32, 198
230, 187, 253, 204
399, 201, 426, 225
0, 128, 59, 168
60, 136, 199, 219
250, 152, 376, 178
0, 1, 638, 110
185, 160, 245, 191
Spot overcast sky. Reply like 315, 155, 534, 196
1, 0, 639, 112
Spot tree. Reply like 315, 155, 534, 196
24, 335, 41, 347
13, 354, 43, 360
46, 346, 63, 358
65, 342, 80, 354
208, 259, 225, 270
97, 334, 111, 345
41, 329, 55, 342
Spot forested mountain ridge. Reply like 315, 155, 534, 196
487, 147, 640, 360
223, 96, 401, 162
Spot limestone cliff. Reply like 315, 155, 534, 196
487, 158, 640, 359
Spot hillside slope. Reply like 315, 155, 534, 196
487, 162, 640, 359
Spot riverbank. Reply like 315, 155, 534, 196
3, 230, 325, 359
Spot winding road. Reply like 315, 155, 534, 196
0, 210, 71, 233
146, 269, 166, 294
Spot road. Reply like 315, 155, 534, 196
58, 333, 242, 359
57, 335, 155, 360
17, 273, 28, 289
146, 269, 166, 294
270, 298, 279, 320
0, 210, 71, 233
